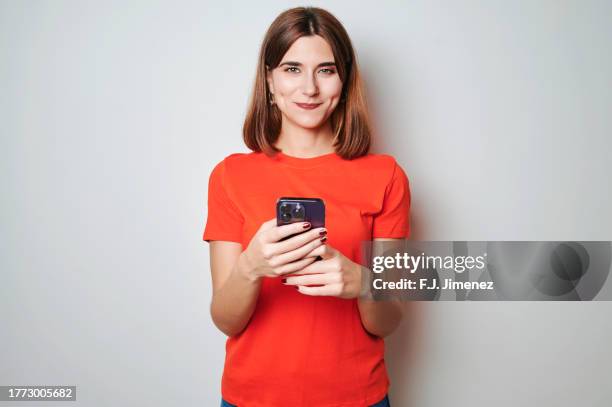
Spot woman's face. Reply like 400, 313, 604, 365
267, 35, 343, 130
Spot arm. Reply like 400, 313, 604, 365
357, 288, 404, 338
209, 241, 262, 337
281, 237, 407, 338
207, 219, 326, 337
357, 237, 406, 338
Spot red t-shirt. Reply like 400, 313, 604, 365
203, 151, 411, 406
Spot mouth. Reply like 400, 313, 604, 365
295, 102, 323, 110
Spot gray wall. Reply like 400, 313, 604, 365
1, 1, 610, 406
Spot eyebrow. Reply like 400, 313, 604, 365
279, 61, 336, 68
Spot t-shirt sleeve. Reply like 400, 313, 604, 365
372, 161, 411, 239
202, 159, 244, 243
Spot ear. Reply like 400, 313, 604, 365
265, 65, 275, 94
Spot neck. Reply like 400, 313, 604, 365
274, 119, 335, 158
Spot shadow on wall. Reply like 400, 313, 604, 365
385, 301, 427, 407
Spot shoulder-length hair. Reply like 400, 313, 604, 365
243, 7, 372, 160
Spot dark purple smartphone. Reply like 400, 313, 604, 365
276, 197, 325, 241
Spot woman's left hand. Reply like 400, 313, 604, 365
281, 243, 362, 299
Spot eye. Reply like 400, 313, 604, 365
320, 68, 336, 74
284, 66, 300, 73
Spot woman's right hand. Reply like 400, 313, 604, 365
240, 218, 327, 281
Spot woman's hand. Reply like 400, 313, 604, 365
281, 243, 363, 299
240, 218, 328, 282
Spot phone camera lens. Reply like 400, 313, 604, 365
280, 204, 291, 214
292, 204, 305, 219
281, 212, 291, 222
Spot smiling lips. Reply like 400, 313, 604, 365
295, 102, 323, 110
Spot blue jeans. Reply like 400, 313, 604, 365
220, 394, 390, 407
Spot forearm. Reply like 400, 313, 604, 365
210, 253, 262, 337
357, 297, 404, 338
355, 262, 404, 338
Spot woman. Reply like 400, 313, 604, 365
203, 6, 410, 407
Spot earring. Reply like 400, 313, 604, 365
269, 92, 275, 105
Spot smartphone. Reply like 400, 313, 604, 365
276, 197, 325, 241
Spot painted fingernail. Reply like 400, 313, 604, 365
320, 236, 327, 243
319, 229, 327, 236
303, 222, 311, 229
281, 278, 287, 284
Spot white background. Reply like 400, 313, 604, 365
1, 1, 611, 406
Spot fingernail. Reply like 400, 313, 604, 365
303, 222, 311, 229
319, 229, 327, 236
281, 278, 287, 284
320, 236, 327, 243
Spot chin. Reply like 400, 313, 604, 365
289, 116, 326, 129
298, 121, 325, 129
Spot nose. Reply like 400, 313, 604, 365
301, 72, 319, 97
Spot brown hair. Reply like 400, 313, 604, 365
242, 7, 372, 160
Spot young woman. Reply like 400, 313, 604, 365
203, 6, 411, 407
